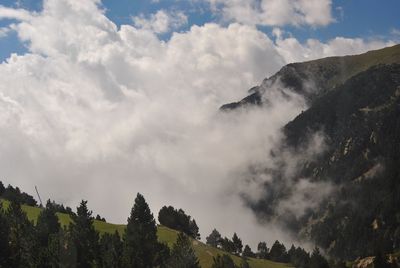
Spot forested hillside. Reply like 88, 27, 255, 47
1, 181, 330, 268
222, 45, 400, 265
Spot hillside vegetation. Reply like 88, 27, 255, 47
0, 199, 291, 268
222, 44, 400, 109
220, 45, 400, 265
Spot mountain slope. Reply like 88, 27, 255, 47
221, 44, 400, 260
221, 44, 400, 110
0, 199, 291, 268
282, 63, 400, 259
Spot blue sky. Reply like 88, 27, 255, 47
0, 0, 399, 62
101, 0, 400, 41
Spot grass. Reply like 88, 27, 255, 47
0, 199, 292, 268
291, 44, 400, 94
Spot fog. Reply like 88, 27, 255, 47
0, 0, 393, 248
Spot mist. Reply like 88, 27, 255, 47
0, 0, 393, 249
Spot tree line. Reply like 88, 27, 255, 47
0, 193, 202, 267
0, 191, 253, 268
158, 205, 200, 239
205, 228, 348, 268
0, 181, 37, 207
0, 181, 338, 268
1, 180, 393, 267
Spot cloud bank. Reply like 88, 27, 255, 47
207, 0, 334, 27
0, 0, 394, 247
132, 10, 188, 34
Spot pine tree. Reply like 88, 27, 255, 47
166, 232, 200, 268
158, 206, 176, 228
0, 181, 5, 196
6, 200, 37, 267
70, 200, 100, 268
37, 201, 61, 243
309, 247, 329, 268
232, 233, 243, 255
206, 228, 222, 248
243, 244, 255, 258
59, 226, 77, 268
122, 193, 165, 267
36, 201, 61, 267
0, 203, 11, 267
95, 214, 106, 222
288, 244, 296, 260
269, 240, 288, 262
221, 237, 236, 254
288, 246, 311, 268
189, 219, 201, 239
46, 233, 61, 268
99, 231, 123, 268
211, 254, 236, 268
158, 205, 200, 239
257, 242, 269, 259
156, 242, 171, 268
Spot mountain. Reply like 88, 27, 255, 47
222, 44, 400, 261
221, 44, 400, 110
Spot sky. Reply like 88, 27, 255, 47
1, 0, 400, 61
0, 0, 399, 248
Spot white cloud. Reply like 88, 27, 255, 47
132, 10, 188, 34
207, 0, 334, 27
0, 27, 10, 38
0, 5, 32, 21
274, 32, 395, 63
0, 0, 395, 248
391, 28, 400, 41
392, 28, 400, 35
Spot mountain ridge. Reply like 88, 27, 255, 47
221, 44, 400, 110
221, 44, 400, 262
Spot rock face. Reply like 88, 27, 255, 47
221, 44, 400, 260
284, 64, 400, 259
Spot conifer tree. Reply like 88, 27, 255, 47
99, 231, 123, 268
242, 244, 255, 258
221, 237, 236, 254
59, 226, 77, 267
36, 201, 61, 267
189, 219, 201, 239
158, 205, 200, 239
288, 246, 311, 268
309, 247, 329, 268
70, 200, 100, 268
6, 200, 36, 267
156, 242, 171, 267
232, 233, 243, 255
122, 193, 165, 267
166, 232, 200, 268
288, 244, 296, 260
0, 203, 11, 267
206, 228, 222, 248
0, 181, 5, 196
269, 240, 288, 262
257, 242, 269, 259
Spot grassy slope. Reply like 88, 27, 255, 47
287, 44, 400, 94
0, 199, 291, 268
